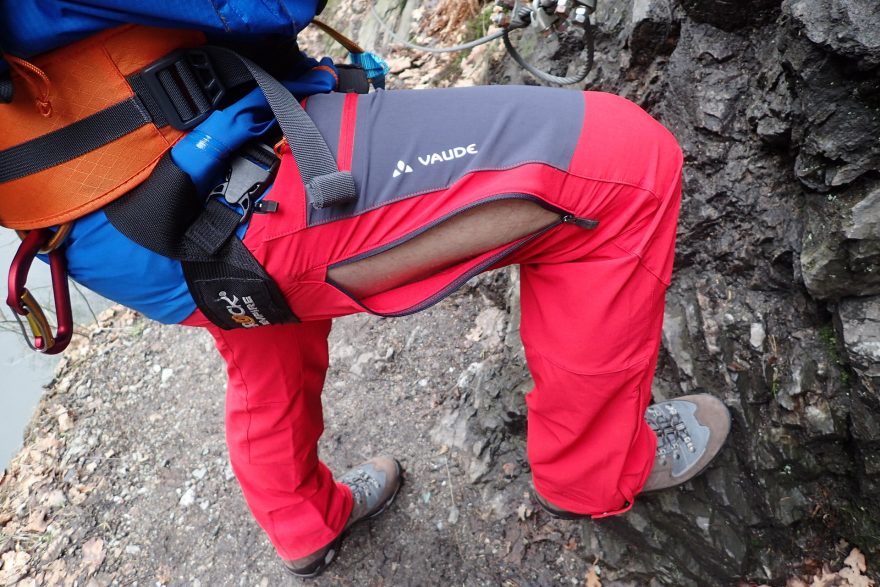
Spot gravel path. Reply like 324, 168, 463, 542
0, 276, 602, 586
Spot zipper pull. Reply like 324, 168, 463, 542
562, 215, 599, 229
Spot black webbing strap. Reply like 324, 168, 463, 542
105, 154, 298, 329
335, 64, 371, 95
0, 45, 357, 210
0, 97, 150, 183
200, 47, 358, 210
0, 72, 12, 103
0, 47, 12, 104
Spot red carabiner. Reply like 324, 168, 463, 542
6, 228, 74, 354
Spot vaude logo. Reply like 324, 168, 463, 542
392, 160, 413, 178
392, 144, 479, 178
218, 291, 271, 328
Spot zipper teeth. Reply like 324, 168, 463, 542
329, 193, 565, 269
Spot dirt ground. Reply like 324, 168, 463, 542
0, 273, 609, 587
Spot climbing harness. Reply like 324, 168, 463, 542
371, 0, 597, 85
1, 15, 380, 353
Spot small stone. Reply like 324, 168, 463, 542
749, 323, 766, 350
124, 545, 141, 555
57, 410, 73, 433
448, 506, 460, 525
386, 56, 412, 74
160, 368, 174, 384
179, 488, 196, 508
191, 468, 207, 480
151, 364, 162, 374
45, 489, 67, 509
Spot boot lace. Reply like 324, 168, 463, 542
648, 404, 696, 463
342, 469, 382, 506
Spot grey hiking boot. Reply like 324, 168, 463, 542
641, 393, 730, 492
533, 393, 730, 518
283, 457, 403, 579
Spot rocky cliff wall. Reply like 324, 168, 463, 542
330, 0, 880, 583
490, 1, 880, 584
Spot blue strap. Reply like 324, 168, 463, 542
349, 51, 390, 88
170, 56, 337, 195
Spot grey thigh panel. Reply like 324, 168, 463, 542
305, 85, 585, 226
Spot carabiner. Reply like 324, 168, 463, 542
6, 228, 74, 354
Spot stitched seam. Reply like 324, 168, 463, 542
565, 170, 662, 203
611, 240, 670, 286
303, 159, 566, 228
263, 161, 565, 243
530, 345, 650, 376
293, 192, 568, 276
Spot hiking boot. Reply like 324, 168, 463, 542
641, 393, 730, 492
282, 457, 403, 579
533, 393, 730, 518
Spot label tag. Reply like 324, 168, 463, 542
191, 278, 293, 330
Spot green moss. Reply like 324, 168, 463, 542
465, 4, 494, 40
819, 325, 852, 388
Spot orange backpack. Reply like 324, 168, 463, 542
0, 25, 206, 230
2, 22, 364, 353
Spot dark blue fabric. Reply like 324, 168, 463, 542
0, 0, 319, 72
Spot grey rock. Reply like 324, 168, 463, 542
802, 181, 880, 299
679, 0, 782, 30
839, 295, 880, 392
787, 0, 880, 67
627, 0, 678, 65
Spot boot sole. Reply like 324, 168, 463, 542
284, 459, 405, 579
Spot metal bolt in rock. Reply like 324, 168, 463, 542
491, 10, 511, 27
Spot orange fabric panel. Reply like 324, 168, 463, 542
0, 26, 205, 229
0, 126, 183, 230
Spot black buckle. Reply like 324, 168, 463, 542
209, 143, 280, 225
141, 49, 226, 130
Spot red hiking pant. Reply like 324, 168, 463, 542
184, 87, 683, 559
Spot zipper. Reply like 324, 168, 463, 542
330, 193, 595, 269
327, 194, 598, 317
562, 215, 599, 230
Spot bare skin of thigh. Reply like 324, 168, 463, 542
327, 199, 560, 299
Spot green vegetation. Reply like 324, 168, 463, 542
819, 325, 852, 387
